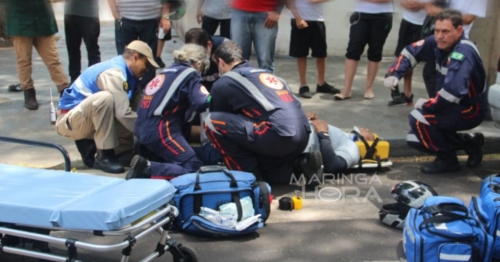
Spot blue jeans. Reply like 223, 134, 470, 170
230, 10, 277, 72
114, 17, 158, 88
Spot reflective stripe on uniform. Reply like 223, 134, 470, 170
460, 40, 480, 56
204, 113, 221, 135
223, 71, 276, 112
438, 88, 461, 103
153, 68, 196, 116
402, 48, 418, 67
410, 109, 430, 125
74, 78, 93, 97
435, 63, 448, 75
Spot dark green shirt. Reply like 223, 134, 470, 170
6, 0, 58, 37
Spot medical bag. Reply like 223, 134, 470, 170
170, 166, 271, 237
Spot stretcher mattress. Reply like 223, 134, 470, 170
0, 164, 176, 231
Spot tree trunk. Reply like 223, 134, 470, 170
0, 0, 12, 47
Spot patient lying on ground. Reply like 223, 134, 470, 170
305, 112, 376, 174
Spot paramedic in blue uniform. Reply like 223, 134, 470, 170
204, 40, 316, 184
384, 9, 487, 174
126, 44, 211, 180
56, 40, 159, 174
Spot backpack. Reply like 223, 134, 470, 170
170, 166, 271, 237
403, 196, 493, 262
469, 174, 500, 259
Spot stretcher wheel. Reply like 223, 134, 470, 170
173, 245, 198, 262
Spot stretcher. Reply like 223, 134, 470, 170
0, 137, 197, 262
0, 164, 197, 262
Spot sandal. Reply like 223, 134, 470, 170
334, 93, 351, 100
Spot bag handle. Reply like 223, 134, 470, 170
193, 167, 242, 220
419, 203, 471, 231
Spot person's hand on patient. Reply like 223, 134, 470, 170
306, 111, 317, 120
311, 119, 328, 133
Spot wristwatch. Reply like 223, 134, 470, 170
162, 14, 170, 20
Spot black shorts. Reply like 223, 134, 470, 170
345, 12, 393, 62
289, 19, 327, 58
394, 19, 423, 56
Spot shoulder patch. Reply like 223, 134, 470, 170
123, 81, 128, 92
412, 39, 425, 47
259, 73, 283, 90
145, 74, 165, 95
450, 52, 465, 61
200, 85, 209, 95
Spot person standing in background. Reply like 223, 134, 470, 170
288, 0, 340, 98
64, 0, 101, 84
231, 0, 291, 73
387, 0, 430, 106
334, 0, 394, 101
6, 0, 70, 110
196, 0, 232, 38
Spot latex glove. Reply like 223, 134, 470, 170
383, 76, 399, 90
414, 98, 428, 109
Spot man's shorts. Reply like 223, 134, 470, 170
289, 19, 327, 58
394, 19, 423, 56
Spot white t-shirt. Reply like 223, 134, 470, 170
204, 0, 232, 20
291, 0, 324, 21
355, 0, 394, 14
402, 0, 432, 25
450, 0, 488, 38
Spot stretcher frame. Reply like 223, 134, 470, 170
0, 136, 196, 262
0, 205, 189, 262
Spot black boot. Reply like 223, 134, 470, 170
24, 88, 39, 110
75, 139, 97, 168
420, 152, 460, 174
94, 149, 125, 173
126, 155, 151, 179
461, 133, 484, 168
295, 151, 323, 188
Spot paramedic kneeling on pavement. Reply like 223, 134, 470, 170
126, 44, 211, 180
204, 40, 313, 183
56, 40, 159, 174
384, 9, 487, 174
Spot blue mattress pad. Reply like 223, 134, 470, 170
0, 164, 176, 231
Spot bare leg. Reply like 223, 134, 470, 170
156, 39, 165, 57
297, 57, 307, 86
316, 57, 326, 86
339, 58, 357, 96
403, 68, 413, 97
365, 61, 379, 98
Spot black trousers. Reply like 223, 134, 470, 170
202, 16, 230, 39
64, 14, 101, 83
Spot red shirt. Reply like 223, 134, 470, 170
232, 0, 278, 12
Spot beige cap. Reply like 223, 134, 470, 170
126, 40, 160, 69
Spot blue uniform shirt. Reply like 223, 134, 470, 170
135, 63, 209, 144
388, 35, 487, 115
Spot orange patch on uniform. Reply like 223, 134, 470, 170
259, 73, 283, 90
145, 74, 165, 95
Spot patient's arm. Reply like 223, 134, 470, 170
317, 132, 348, 174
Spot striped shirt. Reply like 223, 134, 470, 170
117, 0, 161, 20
